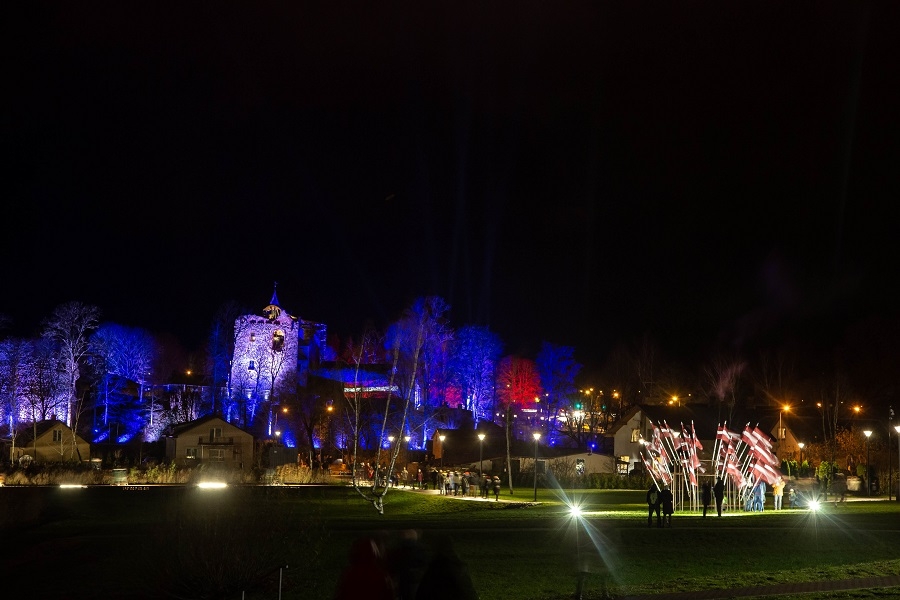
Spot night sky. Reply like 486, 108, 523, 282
5, 3, 899, 381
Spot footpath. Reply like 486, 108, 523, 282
616, 574, 900, 600
394, 485, 900, 599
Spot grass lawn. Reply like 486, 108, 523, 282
3, 484, 900, 599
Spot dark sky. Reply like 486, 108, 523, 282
4, 2, 899, 378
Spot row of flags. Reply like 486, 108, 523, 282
640, 420, 780, 494
715, 422, 781, 488
641, 420, 704, 489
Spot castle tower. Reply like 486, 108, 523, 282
228, 285, 327, 425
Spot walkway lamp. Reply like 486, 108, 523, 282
864, 430, 872, 496
895, 425, 900, 502
532, 432, 541, 502
478, 433, 485, 475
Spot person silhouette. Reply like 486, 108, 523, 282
414, 534, 478, 600
713, 477, 725, 517
334, 536, 394, 600
701, 481, 712, 517
646, 484, 661, 527
660, 485, 674, 526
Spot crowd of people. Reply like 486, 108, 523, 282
357, 463, 505, 501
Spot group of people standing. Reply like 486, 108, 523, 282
645, 483, 674, 527
650, 474, 789, 523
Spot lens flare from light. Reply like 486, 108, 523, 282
808, 499, 820, 511
198, 481, 228, 489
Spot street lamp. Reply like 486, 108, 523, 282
478, 433, 486, 475
439, 433, 446, 470
798, 442, 805, 476
532, 432, 541, 502
778, 404, 791, 441
864, 430, 872, 496
404, 435, 411, 471
895, 424, 900, 502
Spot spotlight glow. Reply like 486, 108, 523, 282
197, 481, 228, 489
808, 499, 821, 511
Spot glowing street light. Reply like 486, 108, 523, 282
478, 433, 486, 475
778, 405, 791, 440
439, 433, 446, 470
532, 432, 541, 502
864, 430, 872, 496
895, 424, 900, 502
798, 442, 805, 475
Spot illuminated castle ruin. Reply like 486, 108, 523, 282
228, 286, 326, 427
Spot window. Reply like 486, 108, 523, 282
272, 330, 285, 352
617, 457, 630, 475
209, 449, 225, 462
186, 448, 197, 459
52, 429, 63, 442
248, 360, 256, 371
250, 333, 256, 342
630, 428, 641, 443
209, 427, 222, 440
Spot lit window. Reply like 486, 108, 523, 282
250, 333, 256, 342
53, 430, 63, 442
186, 448, 197, 459
630, 429, 640, 443
272, 330, 285, 352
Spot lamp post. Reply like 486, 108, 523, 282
478, 433, 485, 475
895, 424, 900, 502
864, 430, 872, 496
798, 442, 805, 477
778, 404, 790, 442
532, 432, 541, 502
439, 433, 446, 470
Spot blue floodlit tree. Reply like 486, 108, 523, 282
88, 323, 160, 441
448, 325, 503, 422
535, 342, 581, 443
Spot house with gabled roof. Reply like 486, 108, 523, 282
165, 414, 254, 471
11, 419, 91, 464
606, 403, 768, 475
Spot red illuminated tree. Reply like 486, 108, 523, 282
495, 355, 543, 494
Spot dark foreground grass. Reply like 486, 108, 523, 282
3, 484, 899, 599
